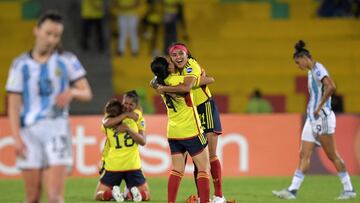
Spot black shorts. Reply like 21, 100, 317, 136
100, 169, 146, 188
197, 98, 222, 135
168, 134, 208, 157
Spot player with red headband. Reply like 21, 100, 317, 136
156, 43, 226, 203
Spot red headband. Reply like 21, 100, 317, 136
169, 44, 188, 54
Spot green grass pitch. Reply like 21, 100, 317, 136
0, 176, 359, 202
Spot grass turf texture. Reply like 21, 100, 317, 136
0, 176, 359, 202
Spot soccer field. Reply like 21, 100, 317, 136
0, 175, 359, 202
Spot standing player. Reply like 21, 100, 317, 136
150, 56, 211, 203
272, 40, 356, 200
95, 99, 149, 202
6, 10, 93, 203
159, 43, 225, 203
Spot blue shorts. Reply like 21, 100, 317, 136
100, 169, 146, 188
197, 98, 222, 135
168, 134, 208, 157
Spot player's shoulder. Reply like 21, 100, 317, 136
11, 52, 31, 69
58, 51, 78, 61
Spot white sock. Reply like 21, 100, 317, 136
338, 172, 353, 191
288, 169, 305, 191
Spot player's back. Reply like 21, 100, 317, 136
163, 74, 203, 139
102, 118, 142, 171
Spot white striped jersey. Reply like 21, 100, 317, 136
5, 51, 86, 127
307, 62, 332, 121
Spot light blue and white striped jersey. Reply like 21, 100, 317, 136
6, 51, 87, 127
307, 62, 332, 121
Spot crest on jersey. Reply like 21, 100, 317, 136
141, 121, 145, 127
316, 71, 321, 77
55, 68, 63, 77
187, 67, 193, 73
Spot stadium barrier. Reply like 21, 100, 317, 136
0, 114, 359, 178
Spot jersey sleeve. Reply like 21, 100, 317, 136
185, 59, 202, 87
6, 59, 24, 93
134, 109, 146, 132
63, 52, 87, 82
314, 64, 329, 82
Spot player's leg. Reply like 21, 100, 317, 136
22, 169, 43, 203
168, 153, 186, 203
44, 165, 68, 203
124, 170, 150, 201
94, 181, 114, 201
95, 170, 124, 201
191, 147, 211, 203
318, 134, 356, 199
273, 119, 316, 199
18, 125, 45, 203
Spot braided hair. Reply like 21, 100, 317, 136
293, 40, 311, 59
150, 57, 177, 112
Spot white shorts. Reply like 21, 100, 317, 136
301, 111, 336, 144
17, 117, 73, 169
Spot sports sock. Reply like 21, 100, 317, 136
288, 169, 304, 192
102, 190, 113, 201
338, 172, 354, 191
193, 162, 199, 196
168, 170, 183, 203
197, 171, 210, 203
210, 157, 223, 197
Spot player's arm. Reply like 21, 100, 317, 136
315, 76, 336, 117
102, 112, 139, 128
8, 93, 26, 158
157, 76, 196, 94
117, 124, 146, 146
199, 76, 214, 86
56, 78, 93, 108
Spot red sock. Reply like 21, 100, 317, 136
168, 170, 183, 203
211, 157, 223, 197
103, 190, 113, 201
140, 190, 150, 201
197, 171, 210, 203
193, 162, 199, 196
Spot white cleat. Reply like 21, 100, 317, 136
211, 195, 226, 203
336, 190, 356, 200
112, 186, 124, 202
131, 186, 142, 202
272, 189, 296, 200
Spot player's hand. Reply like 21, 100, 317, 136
116, 124, 129, 133
201, 68, 206, 76
127, 111, 139, 121
56, 89, 74, 108
149, 77, 159, 89
14, 136, 27, 159
156, 85, 165, 94
313, 108, 320, 119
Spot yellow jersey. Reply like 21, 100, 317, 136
101, 118, 142, 171
163, 74, 203, 139
134, 108, 146, 132
81, 0, 104, 19
181, 58, 212, 106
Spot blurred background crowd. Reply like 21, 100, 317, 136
0, 0, 359, 115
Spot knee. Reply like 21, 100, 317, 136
326, 153, 341, 163
299, 151, 312, 161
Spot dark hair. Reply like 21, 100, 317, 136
124, 90, 139, 105
37, 10, 63, 27
104, 98, 123, 117
150, 56, 177, 112
293, 40, 311, 58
